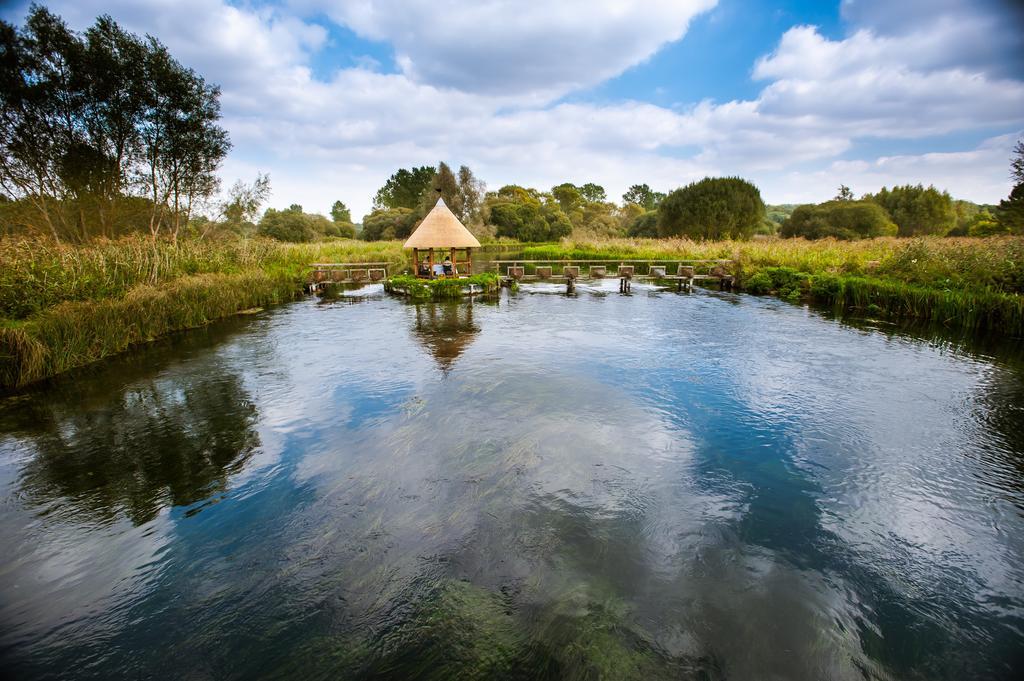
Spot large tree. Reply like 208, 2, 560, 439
0, 6, 229, 242
1012, 138, 1023, 185
622, 183, 664, 211
330, 200, 351, 223
865, 184, 955, 236
997, 183, 1024, 234
657, 177, 765, 240
456, 164, 485, 225
373, 165, 435, 210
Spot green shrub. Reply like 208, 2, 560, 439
657, 177, 765, 240
781, 200, 897, 240
865, 184, 956, 236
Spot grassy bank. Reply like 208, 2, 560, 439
1, 236, 405, 388
522, 237, 1024, 334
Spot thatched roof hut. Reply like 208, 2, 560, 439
404, 198, 481, 249
405, 197, 480, 277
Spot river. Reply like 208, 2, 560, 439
1, 281, 1022, 679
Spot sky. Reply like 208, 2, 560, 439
3, 0, 1023, 219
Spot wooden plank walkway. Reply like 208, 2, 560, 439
307, 262, 390, 291
492, 259, 735, 293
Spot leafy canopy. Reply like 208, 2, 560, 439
865, 184, 955, 236
781, 200, 897, 240
373, 166, 436, 210
657, 177, 766, 240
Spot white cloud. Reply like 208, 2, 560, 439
2, 0, 1022, 218
297, 0, 717, 99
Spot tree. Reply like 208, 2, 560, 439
217, 172, 270, 237
627, 210, 658, 237
622, 184, 664, 211
456, 164, 485, 225
489, 201, 571, 242
780, 200, 897, 240
0, 7, 229, 243
420, 161, 461, 217
257, 204, 333, 242
330, 200, 351, 223
360, 207, 416, 241
373, 166, 435, 210
834, 185, 854, 201
966, 209, 1007, 237
657, 177, 765, 240
1012, 139, 1024, 185
865, 184, 955, 236
996, 183, 1024, 234
551, 183, 583, 214
579, 182, 606, 202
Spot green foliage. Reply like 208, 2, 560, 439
781, 200, 897, 240
489, 201, 572, 242
834, 185, 854, 201
657, 177, 765, 240
551, 183, 584, 214
0, 6, 230, 243
385, 273, 500, 299
627, 210, 659, 237
256, 205, 334, 242
373, 166, 436, 210
521, 235, 1024, 334
455, 164, 486, 225
997, 182, 1024, 234
865, 184, 956, 236
579, 182, 606, 202
966, 209, 1007, 237
1012, 139, 1024, 185
622, 184, 664, 211
330, 200, 351, 223
360, 207, 417, 241
0, 235, 405, 386
218, 174, 271, 237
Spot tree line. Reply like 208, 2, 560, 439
0, 5, 229, 243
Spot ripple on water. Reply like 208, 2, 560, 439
0, 289, 1023, 680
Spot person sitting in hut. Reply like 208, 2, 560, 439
442, 257, 454, 277
418, 260, 431, 277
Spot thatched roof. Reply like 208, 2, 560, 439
404, 197, 481, 249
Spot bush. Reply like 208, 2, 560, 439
781, 200, 897, 240
865, 184, 955, 236
257, 205, 336, 242
657, 177, 765, 240
627, 210, 659, 237
489, 202, 572, 242
361, 207, 417, 241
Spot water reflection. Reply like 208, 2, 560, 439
5, 340, 259, 526
409, 301, 481, 371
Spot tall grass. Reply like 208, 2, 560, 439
0, 236, 406, 388
523, 236, 1024, 334
0, 236, 405, 319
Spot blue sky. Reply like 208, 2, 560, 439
4, 0, 1023, 218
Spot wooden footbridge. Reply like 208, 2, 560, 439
306, 262, 390, 292
494, 259, 735, 293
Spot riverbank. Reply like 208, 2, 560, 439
523, 237, 1024, 334
0, 236, 405, 389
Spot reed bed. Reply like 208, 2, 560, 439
523, 236, 1024, 334
0, 236, 405, 319
0, 236, 405, 388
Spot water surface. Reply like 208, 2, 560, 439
1, 283, 1023, 680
